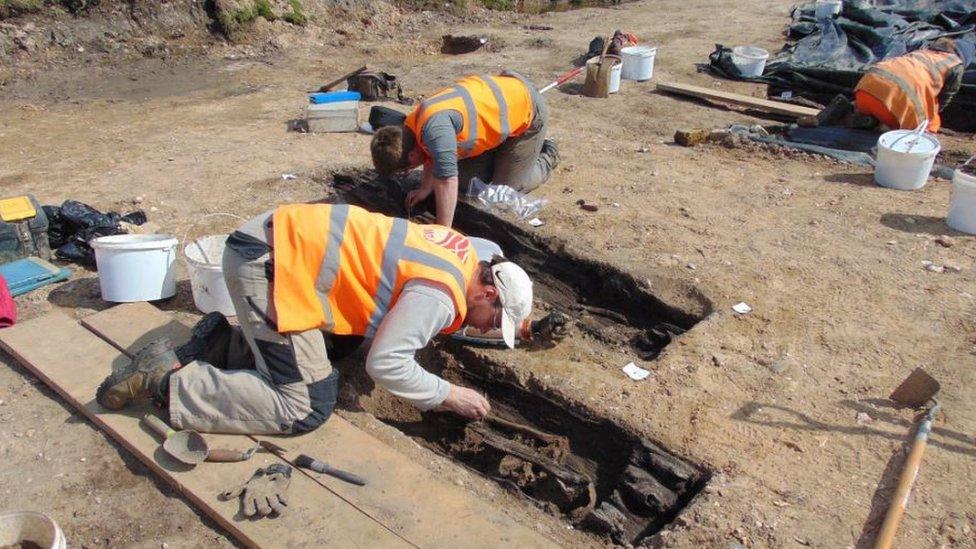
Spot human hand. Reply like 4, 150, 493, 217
405, 185, 432, 214
437, 384, 490, 419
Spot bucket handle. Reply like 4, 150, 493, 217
180, 212, 246, 264
962, 154, 976, 169
889, 119, 929, 153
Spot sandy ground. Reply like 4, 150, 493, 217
1, 0, 975, 547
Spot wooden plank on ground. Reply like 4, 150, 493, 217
0, 311, 409, 549
257, 421, 558, 548
90, 304, 557, 548
655, 81, 820, 118
81, 302, 192, 353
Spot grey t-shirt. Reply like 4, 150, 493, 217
421, 110, 465, 179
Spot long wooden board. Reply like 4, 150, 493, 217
83, 304, 556, 548
257, 423, 557, 548
0, 311, 409, 549
81, 302, 192, 354
655, 81, 820, 118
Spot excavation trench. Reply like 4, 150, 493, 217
325, 171, 711, 544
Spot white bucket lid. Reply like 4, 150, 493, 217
620, 45, 657, 57
878, 130, 940, 155
91, 234, 179, 250
732, 46, 770, 60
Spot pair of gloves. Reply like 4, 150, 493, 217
221, 464, 291, 518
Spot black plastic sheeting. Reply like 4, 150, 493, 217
708, 0, 976, 130
43, 201, 147, 266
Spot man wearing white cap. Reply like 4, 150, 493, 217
96, 204, 536, 432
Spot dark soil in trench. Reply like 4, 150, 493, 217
328, 170, 707, 359
337, 343, 709, 545
325, 170, 711, 544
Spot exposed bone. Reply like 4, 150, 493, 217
631, 439, 700, 490
622, 465, 677, 515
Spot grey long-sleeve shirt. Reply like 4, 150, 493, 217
364, 280, 456, 410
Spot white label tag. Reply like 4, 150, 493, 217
622, 362, 651, 381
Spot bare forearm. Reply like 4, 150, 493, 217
433, 176, 459, 227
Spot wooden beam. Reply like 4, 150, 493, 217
0, 310, 409, 549
655, 81, 820, 119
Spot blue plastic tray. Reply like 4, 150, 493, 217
0, 257, 70, 296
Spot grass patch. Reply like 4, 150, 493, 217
480, 0, 514, 9
282, 0, 307, 25
254, 0, 275, 20
0, 0, 43, 9
217, 0, 280, 35
58, 0, 99, 14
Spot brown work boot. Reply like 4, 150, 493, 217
816, 95, 854, 127
96, 338, 179, 410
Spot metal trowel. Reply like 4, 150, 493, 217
143, 414, 209, 465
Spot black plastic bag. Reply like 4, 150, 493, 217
44, 200, 147, 266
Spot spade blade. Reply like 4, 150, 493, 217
889, 367, 940, 408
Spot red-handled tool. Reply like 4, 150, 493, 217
539, 67, 584, 94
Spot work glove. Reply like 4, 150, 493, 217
529, 311, 570, 342
220, 463, 292, 518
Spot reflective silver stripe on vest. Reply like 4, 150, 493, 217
482, 75, 510, 143
400, 247, 467, 296
868, 66, 927, 125
417, 85, 478, 155
912, 52, 943, 82
934, 54, 961, 70
365, 217, 409, 337
314, 204, 350, 330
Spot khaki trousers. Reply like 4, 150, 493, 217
168, 212, 338, 434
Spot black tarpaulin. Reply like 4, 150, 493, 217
707, 0, 976, 130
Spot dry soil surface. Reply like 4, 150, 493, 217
1, 1, 975, 548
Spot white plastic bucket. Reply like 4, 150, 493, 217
586, 55, 623, 93
184, 234, 235, 316
947, 162, 976, 234
874, 130, 941, 190
0, 511, 67, 549
731, 46, 770, 77
815, 0, 842, 19
620, 46, 657, 81
91, 234, 178, 302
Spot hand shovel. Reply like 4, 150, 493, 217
889, 367, 940, 409
143, 414, 209, 465
873, 367, 942, 549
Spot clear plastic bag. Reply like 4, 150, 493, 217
466, 177, 546, 220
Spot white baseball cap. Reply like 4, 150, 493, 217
490, 261, 533, 348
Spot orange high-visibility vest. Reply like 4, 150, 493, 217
854, 49, 962, 132
271, 204, 479, 336
404, 74, 535, 161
